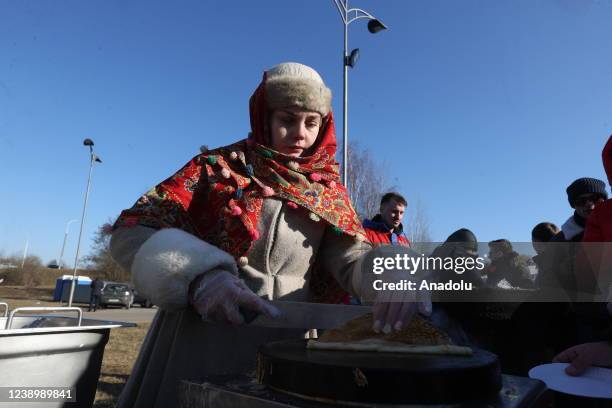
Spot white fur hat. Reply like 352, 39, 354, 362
265, 62, 332, 116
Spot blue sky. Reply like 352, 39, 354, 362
1, 0, 610, 265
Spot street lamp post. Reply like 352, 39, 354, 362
56, 219, 77, 269
67, 139, 102, 307
332, 0, 387, 190
21, 235, 29, 269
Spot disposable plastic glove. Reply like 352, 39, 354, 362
372, 280, 432, 333
352, 245, 432, 333
190, 270, 280, 325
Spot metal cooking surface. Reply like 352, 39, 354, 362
261, 339, 496, 371
180, 375, 549, 408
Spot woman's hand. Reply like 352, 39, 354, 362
190, 270, 280, 325
553, 341, 612, 375
372, 287, 432, 333
355, 246, 433, 333
373, 300, 414, 333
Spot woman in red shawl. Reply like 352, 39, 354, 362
110, 62, 420, 408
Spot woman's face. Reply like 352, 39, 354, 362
269, 108, 322, 157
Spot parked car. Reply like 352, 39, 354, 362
132, 288, 154, 308
99, 281, 133, 309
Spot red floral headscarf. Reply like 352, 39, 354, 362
115, 68, 366, 302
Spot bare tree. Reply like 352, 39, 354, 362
21, 255, 44, 287
0, 253, 44, 286
344, 141, 394, 220
405, 197, 432, 243
342, 142, 432, 243
83, 219, 130, 282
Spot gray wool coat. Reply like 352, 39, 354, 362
110, 198, 371, 408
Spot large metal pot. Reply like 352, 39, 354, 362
0, 306, 133, 408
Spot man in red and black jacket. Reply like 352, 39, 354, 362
362, 192, 411, 247
343, 192, 411, 305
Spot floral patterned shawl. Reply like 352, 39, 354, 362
114, 72, 366, 302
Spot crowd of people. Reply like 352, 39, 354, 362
360, 166, 612, 378
108, 61, 611, 407
358, 142, 612, 408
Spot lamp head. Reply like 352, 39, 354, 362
83, 138, 94, 146
367, 19, 387, 34
346, 48, 360, 68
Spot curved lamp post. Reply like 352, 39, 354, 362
332, 0, 387, 190
56, 219, 77, 269
68, 139, 102, 307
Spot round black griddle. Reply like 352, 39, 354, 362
257, 339, 502, 405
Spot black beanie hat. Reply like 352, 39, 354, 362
566, 177, 608, 207
446, 228, 478, 252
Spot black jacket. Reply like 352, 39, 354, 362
486, 251, 534, 289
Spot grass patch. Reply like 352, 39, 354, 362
0, 285, 55, 301
0, 285, 87, 309
94, 322, 150, 408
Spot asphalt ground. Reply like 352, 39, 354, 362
82, 305, 158, 323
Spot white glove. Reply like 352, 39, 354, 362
190, 270, 280, 325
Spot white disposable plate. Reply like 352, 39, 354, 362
528, 363, 612, 399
